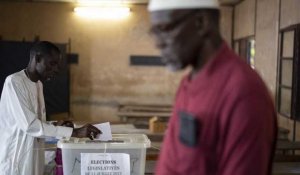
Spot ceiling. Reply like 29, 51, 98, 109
0, 0, 243, 6
219, 0, 242, 5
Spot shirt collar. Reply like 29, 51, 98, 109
182, 42, 232, 91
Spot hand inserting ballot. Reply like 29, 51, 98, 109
71, 124, 102, 140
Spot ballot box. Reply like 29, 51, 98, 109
57, 134, 151, 175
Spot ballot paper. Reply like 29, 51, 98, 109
93, 122, 112, 141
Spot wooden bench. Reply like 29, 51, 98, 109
276, 140, 300, 155
117, 111, 171, 122
117, 104, 172, 123
278, 127, 290, 141
273, 162, 300, 174
120, 106, 172, 113
274, 155, 300, 162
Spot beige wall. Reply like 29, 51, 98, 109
234, 0, 255, 39
220, 6, 233, 46
280, 0, 300, 29
0, 2, 181, 122
255, 0, 279, 96
0, 2, 233, 122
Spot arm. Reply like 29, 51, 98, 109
219, 93, 276, 175
155, 111, 179, 175
155, 80, 185, 175
6, 77, 72, 138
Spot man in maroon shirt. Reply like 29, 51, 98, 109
148, 0, 277, 174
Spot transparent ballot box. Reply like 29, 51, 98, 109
57, 134, 151, 175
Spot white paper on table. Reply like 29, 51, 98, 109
93, 122, 112, 141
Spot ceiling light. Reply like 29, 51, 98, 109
74, 6, 131, 19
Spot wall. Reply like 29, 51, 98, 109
220, 6, 233, 46
0, 2, 233, 122
255, 0, 279, 96
0, 2, 180, 122
234, 0, 255, 39
280, 0, 300, 29
233, 0, 279, 94
233, 0, 300, 140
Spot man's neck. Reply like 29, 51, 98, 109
25, 67, 39, 82
191, 36, 223, 79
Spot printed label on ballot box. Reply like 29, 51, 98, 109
81, 153, 130, 175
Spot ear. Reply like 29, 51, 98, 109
35, 53, 42, 63
195, 13, 211, 36
195, 15, 204, 29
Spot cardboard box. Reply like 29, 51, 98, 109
149, 116, 167, 133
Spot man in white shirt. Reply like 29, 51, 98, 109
0, 41, 101, 175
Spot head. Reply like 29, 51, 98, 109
29, 41, 62, 82
148, 0, 221, 71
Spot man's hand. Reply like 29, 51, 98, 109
71, 124, 102, 140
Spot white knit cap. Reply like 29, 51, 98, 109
148, 0, 220, 12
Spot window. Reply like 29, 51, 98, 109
234, 37, 255, 69
277, 24, 300, 120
